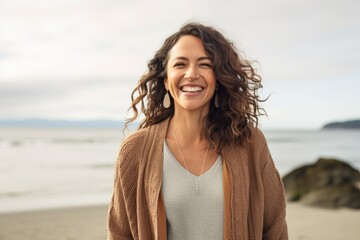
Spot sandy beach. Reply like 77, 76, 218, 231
286, 203, 360, 239
0, 205, 108, 240
0, 203, 359, 240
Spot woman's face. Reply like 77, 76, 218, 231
164, 35, 216, 114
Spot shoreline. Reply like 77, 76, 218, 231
1, 203, 359, 239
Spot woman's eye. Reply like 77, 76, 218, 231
200, 63, 212, 68
174, 62, 186, 67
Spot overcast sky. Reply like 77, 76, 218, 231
1, 0, 359, 129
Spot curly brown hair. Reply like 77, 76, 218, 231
127, 22, 266, 153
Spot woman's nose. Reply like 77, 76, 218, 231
184, 66, 199, 80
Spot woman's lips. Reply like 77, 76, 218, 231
180, 86, 204, 92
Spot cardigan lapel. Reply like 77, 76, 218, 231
144, 119, 169, 239
223, 144, 250, 239
222, 159, 231, 240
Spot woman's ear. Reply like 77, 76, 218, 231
164, 77, 168, 91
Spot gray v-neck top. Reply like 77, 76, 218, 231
162, 141, 224, 240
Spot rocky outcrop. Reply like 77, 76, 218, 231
282, 158, 360, 209
322, 119, 360, 129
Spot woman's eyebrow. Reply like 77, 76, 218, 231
172, 56, 188, 61
171, 56, 212, 62
198, 56, 212, 61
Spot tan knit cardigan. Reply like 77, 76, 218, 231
107, 118, 288, 240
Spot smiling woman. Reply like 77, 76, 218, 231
164, 35, 216, 114
107, 22, 288, 240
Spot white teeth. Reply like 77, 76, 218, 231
181, 86, 203, 92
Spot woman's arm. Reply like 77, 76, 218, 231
261, 141, 288, 239
107, 153, 134, 240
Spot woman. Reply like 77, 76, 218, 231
108, 22, 288, 240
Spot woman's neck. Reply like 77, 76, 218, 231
168, 109, 208, 145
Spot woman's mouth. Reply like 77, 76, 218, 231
180, 86, 204, 93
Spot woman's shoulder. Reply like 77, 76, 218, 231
248, 124, 267, 144
119, 119, 168, 157
119, 127, 150, 156
114, 127, 151, 174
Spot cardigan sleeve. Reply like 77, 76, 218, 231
260, 139, 288, 239
107, 152, 134, 240
107, 130, 146, 240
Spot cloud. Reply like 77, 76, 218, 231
2, 0, 358, 81
0, 77, 135, 120
1, 0, 359, 127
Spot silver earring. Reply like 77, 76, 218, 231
163, 91, 171, 109
215, 92, 220, 108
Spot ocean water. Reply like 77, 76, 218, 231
0, 128, 359, 213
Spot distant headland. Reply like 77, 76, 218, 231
322, 119, 360, 129
0, 119, 125, 128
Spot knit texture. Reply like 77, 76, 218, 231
107, 118, 288, 240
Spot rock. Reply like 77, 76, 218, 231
282, 158, 360, 209
322, 119, 360, 129
300, 185, 360, 209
